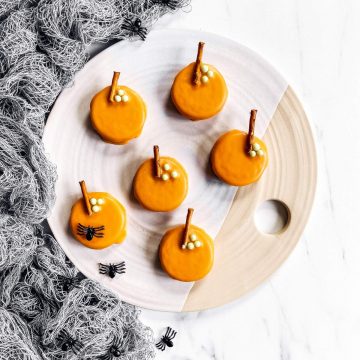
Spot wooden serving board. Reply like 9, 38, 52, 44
183, 86, 316, 310
44, 30, 316, 312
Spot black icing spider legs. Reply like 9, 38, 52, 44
77, 223, 105, 241
156, 327, 177, 351
121, 18, 147, 41
99, 262, 126, 278
57, 329, 84, 354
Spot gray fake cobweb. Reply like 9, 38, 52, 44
0, 0, 190, 358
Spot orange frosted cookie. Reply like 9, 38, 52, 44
133, 146, 188, 212
159, 208, 214, 282
90, 71, 146, 144
171, 42, 228, 121
69, 181, 126, 249
211, 109, 268, 186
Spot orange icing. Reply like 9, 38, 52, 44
171, 62, 228, 121
133, 156, 188, 212
90, 85, 146, 144
211, 130, 268, 186
159, 225, 214, 282
69, 192, 126, 249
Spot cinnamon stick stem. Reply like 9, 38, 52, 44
79, 180, 92, 216
192, 42, 205, 86
246, 109, 257, 153
153, 145, 161, 178
182, 208, 194, 249
109, 71, 120, 102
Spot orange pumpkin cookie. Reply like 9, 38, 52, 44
211, 109, 268, 186
159, 209, 214, 282
171, 42, 228, 121
69, 181, 126, 249
90, 71, 146, 144
133, 146, 188, 212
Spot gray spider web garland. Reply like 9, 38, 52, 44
0, 0, 190, 358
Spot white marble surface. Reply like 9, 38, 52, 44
134, 0, 360, 359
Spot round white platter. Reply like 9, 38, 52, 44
44, 29, 316, 312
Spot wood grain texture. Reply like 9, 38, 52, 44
183, 86, 317, 311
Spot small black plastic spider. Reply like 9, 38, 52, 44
156, 327, 177, 351
121, 18, 147, 41
57, 275, 82, 292
57, 329, 84, 354
152, 0, 184, 10
99, 262, 126, 279
77, 223, 105, 241
98, 336, 125, 359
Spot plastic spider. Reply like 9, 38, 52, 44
99, 262, 126, 278
99, 336, 125, 359
77, 223, 105, 241
57, 275, 82, 292
121, 18, 147, 41
156, 327, 177, 351
57, 329, 84, 354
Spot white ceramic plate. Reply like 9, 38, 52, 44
44, 29, 316, 312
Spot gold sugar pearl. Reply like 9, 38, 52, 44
201, 75, 209, 84
189, 233, 197, 242
92, 205, 101, 213
171, 171, 179, 179
194, 240, 202, 248
200, 64, 209, 73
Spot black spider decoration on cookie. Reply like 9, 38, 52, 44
57, 329, 84, 354
99, 262, 126, 278
99, 336, 125, 359
57, 275, 82, 292
77, 223, 105, 241
121, 18, 147, 41
156, 327, 177, 351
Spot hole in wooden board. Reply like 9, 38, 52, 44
254, 199, 290, 234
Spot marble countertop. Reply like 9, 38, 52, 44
135, 0, 360, 359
